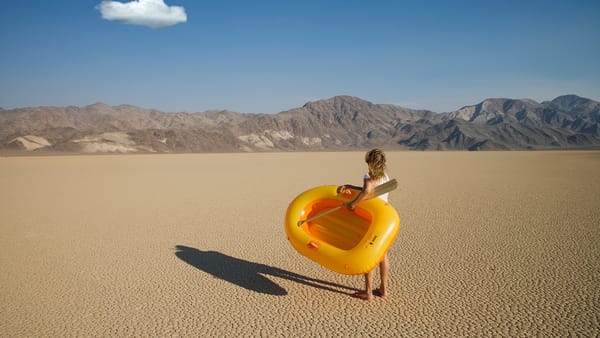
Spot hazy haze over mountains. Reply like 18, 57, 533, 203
1, 95, 599, 153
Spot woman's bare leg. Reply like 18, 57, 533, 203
352, 270, 374, 300
365, 270, 374, 297
375, 254, 389, 298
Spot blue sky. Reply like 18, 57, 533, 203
1, 0, 599, 114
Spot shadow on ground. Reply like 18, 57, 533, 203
174, 245, 357, 296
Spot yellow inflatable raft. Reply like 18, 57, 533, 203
285, 185, 400, 275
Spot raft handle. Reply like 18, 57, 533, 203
307, 241, 320, 249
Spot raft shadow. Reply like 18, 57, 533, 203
174, 245, 358, 296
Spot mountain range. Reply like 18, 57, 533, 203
1, 94, 599, 153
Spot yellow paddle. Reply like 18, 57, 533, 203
297, 179, 398, 227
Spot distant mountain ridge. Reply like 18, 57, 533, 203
1, 95, 599, 153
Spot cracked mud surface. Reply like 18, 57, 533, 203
1, 151, 599, 336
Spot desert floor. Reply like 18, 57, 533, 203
1, 151, 599, 337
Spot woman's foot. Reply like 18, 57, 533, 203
373, 288, 388, 299
351, 291, 373, 301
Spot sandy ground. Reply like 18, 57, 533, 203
1, 151, 599, 337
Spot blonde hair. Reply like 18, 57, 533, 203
365, 149, 386, 180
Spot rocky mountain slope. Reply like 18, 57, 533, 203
408, 95, 600, 150
1, 95, 599, 153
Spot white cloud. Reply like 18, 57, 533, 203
97, 0, 187, 28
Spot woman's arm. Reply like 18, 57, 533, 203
346, 178, 374, 211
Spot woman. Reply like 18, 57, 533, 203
337, 149, 391, 301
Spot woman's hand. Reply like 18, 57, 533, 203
337, 185, 353, 195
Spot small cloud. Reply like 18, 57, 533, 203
97, 0, 187, 28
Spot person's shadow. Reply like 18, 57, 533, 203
174, 245, 357, 296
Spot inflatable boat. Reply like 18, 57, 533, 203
285, 185, 400, 275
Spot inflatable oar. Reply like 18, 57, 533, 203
297, 178, 398, 227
